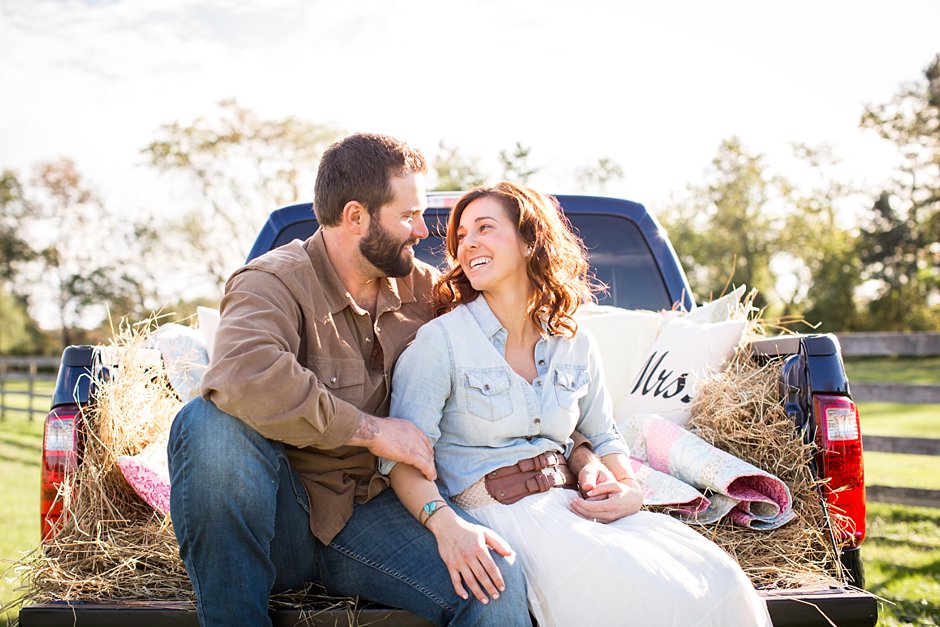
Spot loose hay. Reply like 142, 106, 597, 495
683, 344, 847, 590
11, 319, 361, 620
22, 319, 191, 603
14, 309, 849, 614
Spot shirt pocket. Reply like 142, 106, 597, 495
459, 367, 514, 421
311, 357, 366, 406
553, 365, 591, 413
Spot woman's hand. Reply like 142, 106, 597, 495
426, 509, 516, 604
569, 457, 642, 523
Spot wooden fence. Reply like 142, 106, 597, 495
0, 356, 59, 421
840, 332, 940, 509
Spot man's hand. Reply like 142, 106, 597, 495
569, 475, 643, 523
426, 509, 515, 604
576, 457, 615, 497
569, 456, 643, 523
347, 413, 436, 481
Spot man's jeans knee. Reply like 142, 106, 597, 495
168, 397, 531, 626
168, 397, 318, 626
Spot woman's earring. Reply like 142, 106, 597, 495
526, 246, 534, 257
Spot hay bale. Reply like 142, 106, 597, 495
24, 320, 191, 603
684, 344, 846, 590
15, 320, 357, 616
17, 311, 846, 607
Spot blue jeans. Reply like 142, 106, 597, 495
168, 397, 530, 627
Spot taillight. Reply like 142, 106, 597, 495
40, 405, 80, 541
814, 394, 866, 544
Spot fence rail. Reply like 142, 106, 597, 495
0, 356, 58, 421
864, 435, 940, 509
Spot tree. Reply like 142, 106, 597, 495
659, 138, 783, 311
0, 169, 35, 285
498, 142, 538, 183
779, 144, 864, 331
858, 54, 940, 330
142, 100, 344, 287
430, 141, 487, 191
0, 287, 39, 354
575, 157, 624, 194
25, 159, 113, 348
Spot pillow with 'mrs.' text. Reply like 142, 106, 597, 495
617, 316, 746, 427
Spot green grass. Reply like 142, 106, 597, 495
865, 452, 940, 490
0, 415, 43, 625
864, 502, 940, 626
858, 402, 940, 438
844, 356, 940, 386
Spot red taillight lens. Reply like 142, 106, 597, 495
40, 405, 80, 541
814, 394, 866, 544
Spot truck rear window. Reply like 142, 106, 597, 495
271, 213, 673, 312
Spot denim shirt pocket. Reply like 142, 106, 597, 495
459, 367, 514, 421
553, 365, 591, 412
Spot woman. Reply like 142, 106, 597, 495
380, 182, 771, 626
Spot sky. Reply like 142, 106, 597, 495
2, 0, 939, 221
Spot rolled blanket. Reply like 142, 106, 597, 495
623, 413, 795, 529
116, 432, 171, 516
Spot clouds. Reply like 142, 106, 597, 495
1, 0, 939, 215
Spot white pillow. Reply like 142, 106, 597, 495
197, 306, 221, 362
683, 285, 747, 324
617, 316, 746, 427
576, 305, 663, 421
151, 323, 209, 403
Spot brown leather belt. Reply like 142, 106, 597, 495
482, 452, 577, 505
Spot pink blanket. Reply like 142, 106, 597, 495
622, 414, 794, 529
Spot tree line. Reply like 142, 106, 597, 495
1, 56, 938, 355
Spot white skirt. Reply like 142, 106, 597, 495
472, 489, 772, 627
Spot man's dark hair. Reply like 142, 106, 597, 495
314, 133, 427, 226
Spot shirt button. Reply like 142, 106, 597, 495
483, 384, 491, 392
525, 436, 533, 441
536, 380, 543, 387
534, 418, 541, 424
538, 359, 545, 366
365, 337, 372, 343
330, 376, 337, 384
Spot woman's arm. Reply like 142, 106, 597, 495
384, 322, 515, 603
388, 463, 515, 604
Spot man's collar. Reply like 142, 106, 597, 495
306, 229, 417, 319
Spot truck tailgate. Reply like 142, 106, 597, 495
20, 588, 878, 626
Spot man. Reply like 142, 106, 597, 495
167, 133, 530, 627
168, 132, 623, 627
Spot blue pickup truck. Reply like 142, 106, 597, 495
24, 194, 878, 626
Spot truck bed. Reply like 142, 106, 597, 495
20, 587, 878, 626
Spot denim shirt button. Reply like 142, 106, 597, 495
536, 380, 543, 387
538, 359, 545, 366
534, 418, 541, 424
525, 436, 533, 441
483, 384, 491, 392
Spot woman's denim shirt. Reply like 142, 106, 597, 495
380, 296, 629, 498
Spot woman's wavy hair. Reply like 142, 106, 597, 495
433, 182, 603, 337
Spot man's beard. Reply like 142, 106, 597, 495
359, 218, 415, 278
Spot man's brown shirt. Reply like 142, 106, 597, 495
201, 229, 436, 543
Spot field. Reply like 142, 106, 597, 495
1, 361, 939, 625
0, 381, 49, 627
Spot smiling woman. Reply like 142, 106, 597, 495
381, 181, 773, 627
